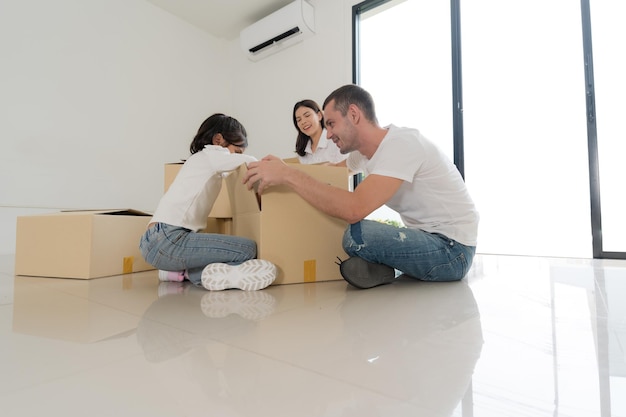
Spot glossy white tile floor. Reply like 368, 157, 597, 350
1, 253, 625, 417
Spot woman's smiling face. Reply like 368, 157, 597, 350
295, 106, 323, 137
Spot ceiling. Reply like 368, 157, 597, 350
145, 0, 295, 40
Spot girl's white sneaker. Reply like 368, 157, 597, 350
201, 259, 277, 291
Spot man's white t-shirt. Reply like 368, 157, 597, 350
346, 125, 479, 246
150, 145, 256, 232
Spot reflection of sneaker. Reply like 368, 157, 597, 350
338, 256, 395, 289
201, 259, 277, 291
200, 291, 276, 320
158, 270, 186, 282
158, 281, 186, 297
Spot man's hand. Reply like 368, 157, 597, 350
243, 155, 288, 194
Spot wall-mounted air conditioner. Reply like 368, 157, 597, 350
240, 0, 315, 62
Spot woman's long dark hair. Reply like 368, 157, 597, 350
293, 100, 324, 157
189, 113, 248, 154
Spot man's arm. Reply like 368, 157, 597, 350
243, 156, 402, 224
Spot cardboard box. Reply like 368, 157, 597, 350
225, 163, 350, 285
204, 217, 232, 235
164, 162, 231, 218
15, 209, 154, 279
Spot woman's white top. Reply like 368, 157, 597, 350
346, 125, 479, 246
150, 145, 256, 232
298, 129, 348, 164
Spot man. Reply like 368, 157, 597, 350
243, 84, 479, 289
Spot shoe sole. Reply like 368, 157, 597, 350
339, 257, 395, 289
201, 259, 277, 291
201, 291, 276, 320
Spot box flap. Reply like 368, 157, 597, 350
94, 209, 152, 217
226, 164, 261, 214
59, 209, 152, 216
288, 163, 349, 188
225, 162, 350, 215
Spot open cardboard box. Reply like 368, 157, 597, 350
225, 162, 350, 285
15, 209, 154, 279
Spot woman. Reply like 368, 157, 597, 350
293, 99, 348, 164
140, 113, 276, 291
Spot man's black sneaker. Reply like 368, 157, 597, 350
338, 256, 395, 289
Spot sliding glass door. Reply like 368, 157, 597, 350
356, 0, 453, 226
353, 0, 623, 259
358, 0, 453, 159
461, 0, 590, 258
588, 0, 626, 255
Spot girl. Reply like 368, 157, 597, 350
140, 113, 276, 291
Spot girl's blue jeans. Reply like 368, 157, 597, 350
139, 223, 256, 286
343, 220, 475, 281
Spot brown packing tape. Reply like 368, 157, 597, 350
123, 257, 134, 274
303, 260, 316, 283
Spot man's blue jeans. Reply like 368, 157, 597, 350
139, 223, 256, 285
342, 220, 475, 281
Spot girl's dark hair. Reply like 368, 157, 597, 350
293, 100, 324, 157
189, 113, 248, 154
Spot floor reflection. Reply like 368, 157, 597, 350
3, 254, 626, 416
134, 279, 483, 416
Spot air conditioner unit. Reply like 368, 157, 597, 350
240, 0, 315, 62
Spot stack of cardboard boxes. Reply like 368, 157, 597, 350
165, 161, 351, 285
15, 160, 351, 286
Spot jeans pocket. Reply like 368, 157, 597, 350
423, 245, 468, 282
139, 230, 152, 260
167, 228, 188, 244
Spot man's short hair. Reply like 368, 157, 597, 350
323, 84, 378, 124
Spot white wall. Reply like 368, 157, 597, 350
0, 0, 358, 255
228, 0, 355, 160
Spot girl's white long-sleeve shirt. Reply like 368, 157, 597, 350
150, 145, 256, 232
